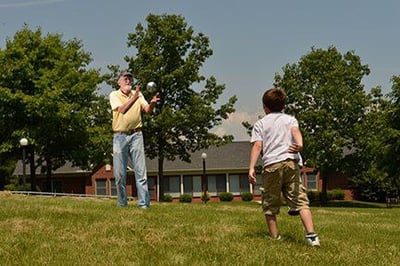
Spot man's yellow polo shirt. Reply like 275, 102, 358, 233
109, 89, 148, 131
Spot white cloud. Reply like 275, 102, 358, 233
212, 111, 262, 141
0, 0, 64, 8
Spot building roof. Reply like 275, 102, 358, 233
146, 141, 255, 173
14, 141, 257, 176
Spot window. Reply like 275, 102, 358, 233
51, 181, 63, 193
208, 175, 217, 196
148, 177, 156, 199
96, 179, 107, 195
110, 179, 117, 196
229, 174, 250, 195
216, 175, 226, 194
306, 174, 317, 190
183, 175, 204, 197
229, 175, 240, 194
239, 175, 250, 193
208, 175, 226, 196
40, 180, 62, 194
193, 176, 202, 197
183, 175, 193, 195
164, 176, 180, 197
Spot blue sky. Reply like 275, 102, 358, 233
1, 0, 400, 140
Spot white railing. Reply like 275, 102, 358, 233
10, 190, 134, 200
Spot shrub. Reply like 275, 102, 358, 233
328, 189, 345, 200
241, 192, 254, 201
163, 194, 173, 202
219, 192, 234, 202
200, 191, 211, 203
179, 194, 192, 203
307, 191, 320, 203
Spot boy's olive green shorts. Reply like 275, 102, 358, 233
261, 159, 310, 216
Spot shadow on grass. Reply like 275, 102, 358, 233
310, 200, 386, 208
248, 230, 306, 246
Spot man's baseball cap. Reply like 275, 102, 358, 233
118, 70, 133, 80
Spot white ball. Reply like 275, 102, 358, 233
146, 81, 157, 89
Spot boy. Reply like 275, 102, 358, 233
248, 87, 320, 246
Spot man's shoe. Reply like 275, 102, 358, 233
305, 233, 320, 247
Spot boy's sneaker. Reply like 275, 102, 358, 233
305, 233, 320, 247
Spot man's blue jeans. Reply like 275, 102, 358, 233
113, 131, 150, 208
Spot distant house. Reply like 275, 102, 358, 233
13, 141, 353, 201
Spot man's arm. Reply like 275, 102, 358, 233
248, 140, 262, 184
142, 93, 160, 114
117, 86, 141, 114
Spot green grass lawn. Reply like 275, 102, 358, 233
0, 192, 399, 266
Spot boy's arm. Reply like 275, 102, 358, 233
248, 140, 262, 184
289, 126, 303, 153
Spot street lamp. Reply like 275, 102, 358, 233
19, 138, 28, 190
201, 152, 207, 194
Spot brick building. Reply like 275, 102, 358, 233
14, 141, 353, 201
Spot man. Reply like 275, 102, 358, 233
109, 70, 159, 208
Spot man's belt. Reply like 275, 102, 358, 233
113, 128, 142, 135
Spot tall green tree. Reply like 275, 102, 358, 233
274, 46, 370, 204
0, 25, 110, 191
348, 87, 392, 201
110, 14, 237, 200
380, 76, 400, 195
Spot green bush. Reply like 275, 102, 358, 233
241, 192, 254, 201
307, 191, 320, 202
328, 189, 345, 200
200, 191, 211, 203
179, 194, 192, 203
163, 194, 173, 202
219, 192, 234, 202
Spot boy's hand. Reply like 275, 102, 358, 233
288, 143, 303, 153
248, 168, 257, 184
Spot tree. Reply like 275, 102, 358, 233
380, 76, 400, 195
110, 14, 237, 200
0, 25, 110, 191
274, 46, 370, 204
348, 87, 392, 201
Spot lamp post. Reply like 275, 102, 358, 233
201, 152, 207, 195
19, 138, 28, 190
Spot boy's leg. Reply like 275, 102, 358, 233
300, 208, 320, 246
265, 214, 279, 238
261, 162, 285, 238
299, 208, 315, 234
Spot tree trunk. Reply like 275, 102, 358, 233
45, 157, 52, 192
158, 156, 164, 201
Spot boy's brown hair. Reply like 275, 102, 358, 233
262, 88, 287, 112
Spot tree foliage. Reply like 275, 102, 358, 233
274, 46, 370, 204
109, 14, 237, 199
380, 76, 400, 194
343, 86, 392, 201
0, 25, 110, 190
